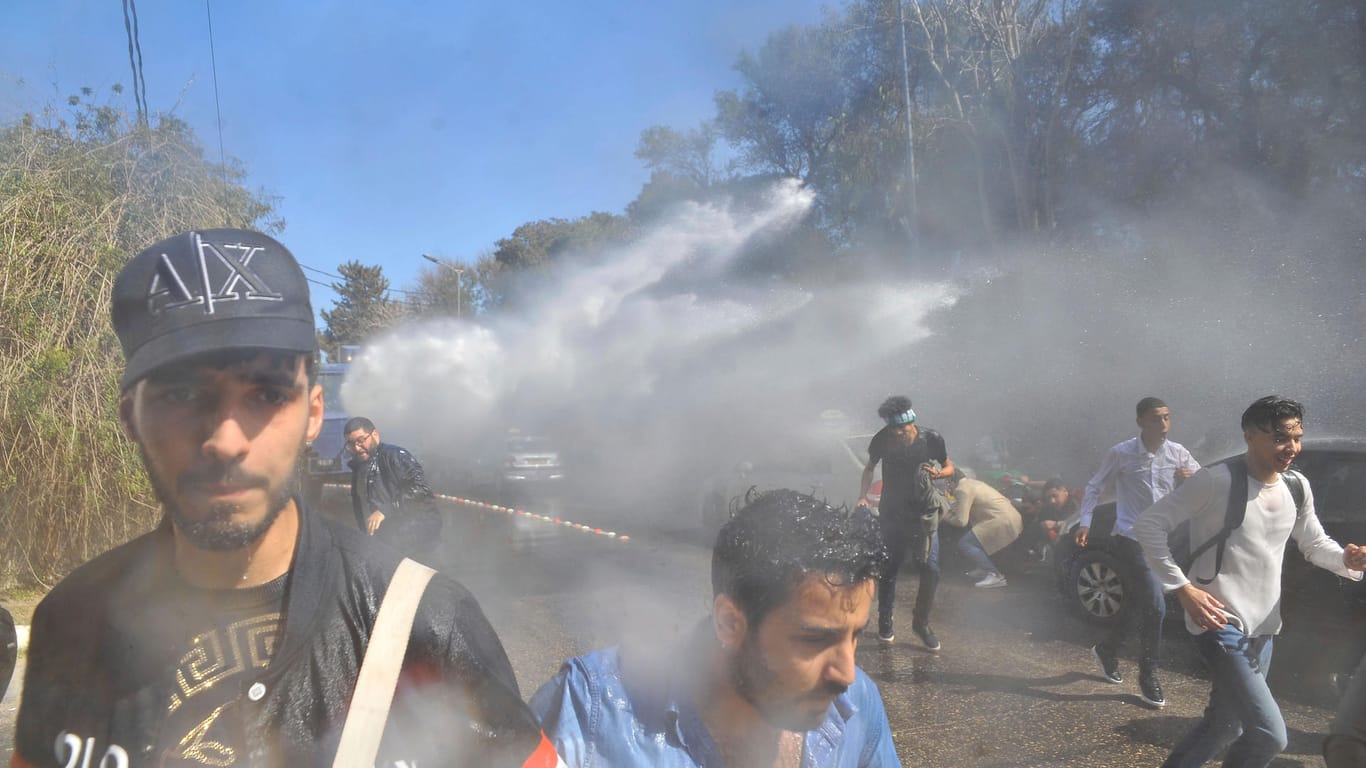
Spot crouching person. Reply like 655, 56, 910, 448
944, 472, 1023, 588
12, 230, 558, 767
531, 489, 901, 766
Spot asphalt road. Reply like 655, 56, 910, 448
0, 488, 1345, 766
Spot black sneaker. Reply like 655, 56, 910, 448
877, 617, 894, 643
1139, 668, 1166, 709
912, 623, 941, 652
1092, 645, 1122, 684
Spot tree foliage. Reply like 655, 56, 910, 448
408, 254, 504, 320
319, 261, 400, 357
491, 212, 635, 273
410, 0, 1366, 304
0, 89, 279, 585
619, 0, 1366, 264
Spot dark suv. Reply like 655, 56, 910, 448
302, 360, 353, 509
1053, 438, 1366, 702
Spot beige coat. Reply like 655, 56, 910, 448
944, 477, 1023, 555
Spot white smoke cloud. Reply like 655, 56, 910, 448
342, 179, 960, 515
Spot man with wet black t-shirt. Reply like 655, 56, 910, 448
858, 395, 955, 651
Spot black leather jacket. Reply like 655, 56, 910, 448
15, 502, 553, 767
350, 441, 442, 555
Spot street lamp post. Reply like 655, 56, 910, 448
422, 254, 465, 318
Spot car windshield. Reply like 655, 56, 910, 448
508, 437, 554, 453
318, 372, 346, 413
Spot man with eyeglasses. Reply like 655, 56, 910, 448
344, 417, 442, 561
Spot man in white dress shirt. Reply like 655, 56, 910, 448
1075, 396, 1200, 707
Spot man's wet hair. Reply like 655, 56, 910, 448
1136, 396, 1167, 418
711, 489, 887, 626
1241, 395, 1304, 434
344, 416, 376, 435
877, 395, 913, 422
1042, 477, 1067, 494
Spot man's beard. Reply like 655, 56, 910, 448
141, 444, 300, 551
730, 634, 845, 732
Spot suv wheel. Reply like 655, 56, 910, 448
1068, 548, 1128, 627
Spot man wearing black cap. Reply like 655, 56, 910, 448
12, 230, 559, 767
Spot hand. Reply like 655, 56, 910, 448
857, 497, 871, 509
1345, 544, 1366, 571
1074, 526, 1089, 548
366, 510, 385, 535
1177, 467, 1197, 479
1176, 584, 1228, 631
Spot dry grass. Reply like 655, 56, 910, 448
0, 96, 279, 587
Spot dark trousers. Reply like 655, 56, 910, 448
877, 511, 940, 633
1098, 535, 1166, 669
1327, 650, 1366, 767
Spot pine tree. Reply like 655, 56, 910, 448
320, 261, 399, 359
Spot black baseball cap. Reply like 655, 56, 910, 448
111, 229, 316, 389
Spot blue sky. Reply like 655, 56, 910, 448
3, 0, 829, 315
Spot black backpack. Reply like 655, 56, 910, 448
1183, 456, 1304, 585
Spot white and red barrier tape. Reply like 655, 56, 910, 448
432, 492, 632, 543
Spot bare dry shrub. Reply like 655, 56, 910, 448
0, 93, 280, 587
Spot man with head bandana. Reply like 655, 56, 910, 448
858, 395, 954, 651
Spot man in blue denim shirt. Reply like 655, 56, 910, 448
531, 489, 901, 767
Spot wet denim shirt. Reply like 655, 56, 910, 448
530, 645, 901, 767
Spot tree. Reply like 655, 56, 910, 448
1085, 0, 1366, 204
634, 121, 725, 189
409, 254, 504, 319
491, 212, 634, 272
320, 262, 400, 357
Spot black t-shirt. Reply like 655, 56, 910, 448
158, 574, 288, 765
868, 425, 948, 506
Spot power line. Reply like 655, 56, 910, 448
120, 0, 148, 125
300, 264, 344, 281
205, 0, 228, 188
302, 272, 424, 298
130, 0, 148, 121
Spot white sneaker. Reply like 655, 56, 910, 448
965, 568, 988, 580
974, 572, 1008, 589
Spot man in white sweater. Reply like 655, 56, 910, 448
1134, 395, 1366, 768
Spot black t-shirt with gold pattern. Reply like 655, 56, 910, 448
157, 574, 287, 767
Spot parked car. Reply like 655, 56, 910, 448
495, 434, 566, 505
1052, 437, 1366, 703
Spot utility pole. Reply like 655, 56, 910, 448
898, 0, 918, 244
421, 254, 465, 318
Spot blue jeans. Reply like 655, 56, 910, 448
877, 512, 940, 632
957, 530, 998, 574
1099, 536, 1166, 669
1164, 626, 1286, 768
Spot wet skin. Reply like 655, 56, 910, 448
119, 352, 323, 587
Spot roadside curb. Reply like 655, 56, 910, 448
433, 492, 633, 544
